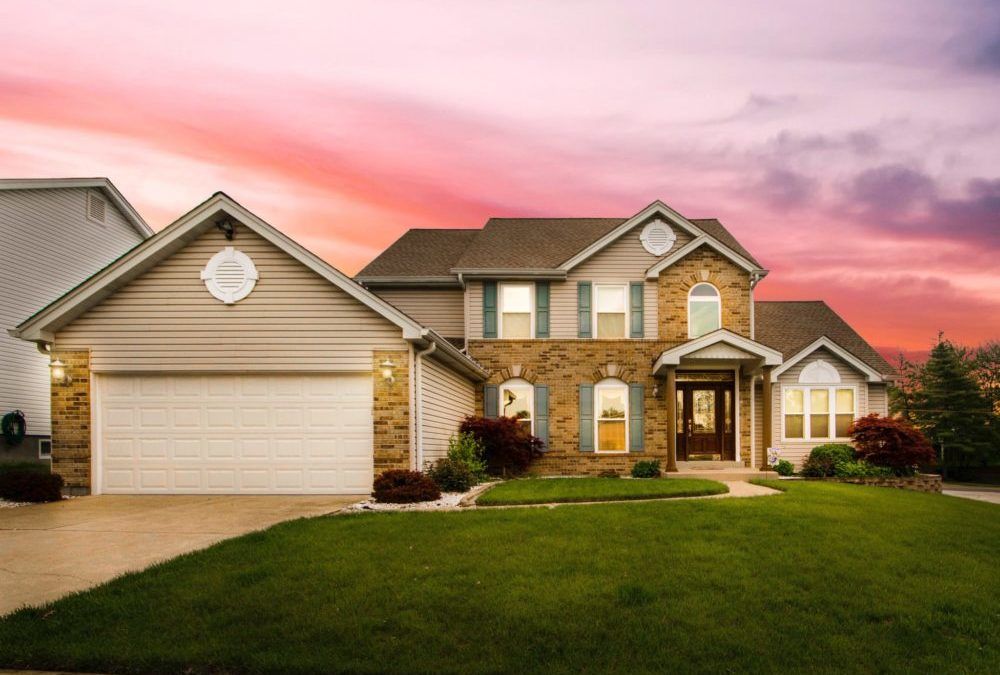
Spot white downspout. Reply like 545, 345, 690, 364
413, 340, 437, 471
407, 343, 417, 470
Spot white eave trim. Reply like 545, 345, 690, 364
417, 329, 488, 381
13, 192, 426, 342
356, 275, 463, 288
449, 268, 567, 280
0, 177, 153, 238
771, 336, 884, 383
653, 329, 784, 374
645, 235, 764, 278
558, 200, 708, 271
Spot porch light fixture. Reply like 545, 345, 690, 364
379, 359, 396, 384
50, 359, 72, 385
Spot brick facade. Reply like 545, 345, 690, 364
50, 350, 91, 493
372, 349, 411, 473
657, 247, 752, 340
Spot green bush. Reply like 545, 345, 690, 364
833, 459, 892, 478
446, 432, 488, 480
630, 460, 662, 478
372, 470, 441, 503
774, 459, 795, 476
801, 444, 855, 477
427, 458, 477, 492
0, 469, 63, 502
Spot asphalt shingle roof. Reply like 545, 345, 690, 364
754, 301, 894, 377
356, 229, 479, 278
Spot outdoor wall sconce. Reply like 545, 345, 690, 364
379, 359, 396, 384
50, 359, 72, 385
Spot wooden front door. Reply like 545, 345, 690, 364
676, 381, 735, 461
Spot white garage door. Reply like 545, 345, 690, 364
96, 373, 373, 494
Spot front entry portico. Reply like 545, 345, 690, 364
676, 376, 736, 461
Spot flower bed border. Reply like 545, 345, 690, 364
820, 473, 941, 494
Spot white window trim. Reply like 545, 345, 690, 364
38, 438, 52, 460
780, 384, 858, 442
688, 283, 722, 338
499, 378, 534, 434
592, 283, 629, 339
594, 379, 629, 454
498, 281, 535, 339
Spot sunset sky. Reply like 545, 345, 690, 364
1, 1, 997, 357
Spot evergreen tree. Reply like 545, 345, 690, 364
912, 336, 997, 467
888, 353, 922, 421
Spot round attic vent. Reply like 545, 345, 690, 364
640, 219, 676, 256
201, 247, 259, 304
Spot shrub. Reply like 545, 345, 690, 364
800, 444, 855, 477
850, 414, 936, 476
0, 469, 63, 502
372, 469, 441, 503
446, 432, 488, 480
631, 460, 662, 478
459, 416, 544, 477
833, 459, 892, 478
427, 458, 477, 492
774, 459, 795, 476
598, 469, 621, 478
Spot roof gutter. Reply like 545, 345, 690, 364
410, 329, 488, 381
450, 268, 567, 280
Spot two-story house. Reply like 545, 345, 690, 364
358, 200, 894, 474
0, 178, 152, 465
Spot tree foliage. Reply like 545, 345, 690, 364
850, 414, 935, 474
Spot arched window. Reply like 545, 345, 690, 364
595, 378, 629, 452
688, 283, 721, 337
499, 378, 533, 433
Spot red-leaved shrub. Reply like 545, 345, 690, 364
0, 469, 64, 502
459, 416, 544, 476
850, 414, 935, 475
372, 470, 441, 503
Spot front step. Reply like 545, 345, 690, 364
668, 466, 777, 482
676, 460, 743, 470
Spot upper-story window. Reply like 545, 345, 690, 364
594, 284, 627, 338
499, 378, 533, 433
500, 282, 533, 338
688, 283, 721, 337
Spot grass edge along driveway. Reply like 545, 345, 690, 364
0, 481, 997, 674
476, 476, 728, 505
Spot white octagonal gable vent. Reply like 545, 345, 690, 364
640, 219, 676, 256
201, 247, 259, 304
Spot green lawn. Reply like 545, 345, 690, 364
1, 482, 998, 674
477, 476, 727, 505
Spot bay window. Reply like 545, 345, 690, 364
783, 386, 856, 440
500, 283, 533, 338
594, 284, 627, 338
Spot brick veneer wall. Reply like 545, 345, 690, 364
657, 247, 752, 341
468, 339, 755, 475
372, 349, 411, 473
50, 350, 91, 493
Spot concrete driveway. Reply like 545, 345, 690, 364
0, 494, 359, 615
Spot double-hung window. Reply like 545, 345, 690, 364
499, 379, 533, 433
783, 386, 856, 440
595, 380, 628, 452
688, 283, 721, 337
594, 284, 627, 338
500, 283, 533, 338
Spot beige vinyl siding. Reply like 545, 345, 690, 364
374, 288, 464, 339
420, 355, 475, 466
466, 225, 693, 339
770, 347, 870, 468
0, 188, 145, 435
57, 226, 407, 371
867, 383, 888, 416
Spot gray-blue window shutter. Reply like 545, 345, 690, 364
629, 383, 645, 452
534, 384, 549, 450
630, 282, 644, 338
577, 282, 592, 338
535, 282, 550, 338
579, 384, 594, 452
483, 281, 497, 338
484, 384, 498, 418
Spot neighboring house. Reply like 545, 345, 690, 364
0, 179, 152, 465
12, 192, 486, 494
358, 200, 894, 473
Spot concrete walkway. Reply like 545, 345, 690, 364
942, 483, 1000, 505
0, 494, 359, 616
470, 480, 782, 509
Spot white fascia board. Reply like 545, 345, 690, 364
0, 177, 153, 238
645, 236, 763, 278
356, 276, 462, 288
14, 193, 426, 342
558, 200, 707, 271
653, 329, 784, 372
416, 329, 488, 381
771, 336, 884, 382
449, 269, 567, 279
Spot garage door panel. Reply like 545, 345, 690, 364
99, 374, 373, 494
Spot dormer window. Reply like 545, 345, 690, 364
688, 283, 721, 337
500, 282, 533, 338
